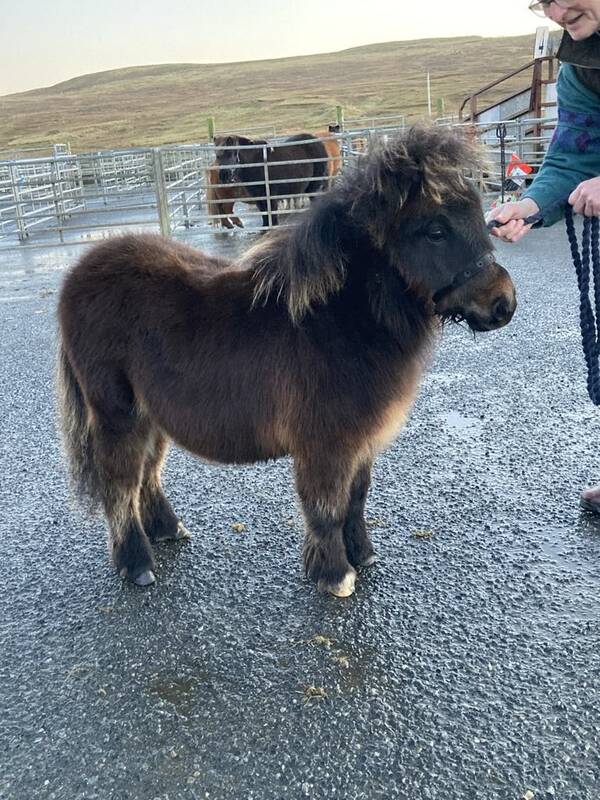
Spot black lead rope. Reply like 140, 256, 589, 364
488, 202, 600, 404
564, 205, 600, 404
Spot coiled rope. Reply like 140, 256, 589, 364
488, 203, 600, 403
564, 205, 600, 404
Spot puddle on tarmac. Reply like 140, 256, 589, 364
438, 411, 484, 438
146, 673, 210, 717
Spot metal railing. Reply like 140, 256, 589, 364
0, 118, 558, 249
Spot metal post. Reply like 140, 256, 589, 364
50, 160, 65, 243
207, 117, 215, 141
9, 164, 27, 241
496, 123, 507, 203
427, 72, 432, 116
336, 105, 344, 132
262, 144, 273, 228
152, 148, 171, 236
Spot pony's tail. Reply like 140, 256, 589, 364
56, 342, 102, 512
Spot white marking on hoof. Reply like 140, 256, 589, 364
176, 521, 192, 540
359, 553, 377, 568
134, 570, 156, 586
327, 569, 356, 598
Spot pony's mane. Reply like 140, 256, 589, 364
241, 125, 485, 323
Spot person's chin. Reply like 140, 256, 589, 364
564, 17, 597, 40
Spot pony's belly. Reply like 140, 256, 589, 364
162, 415, 287, 466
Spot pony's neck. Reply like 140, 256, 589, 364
339, 225, 435, 347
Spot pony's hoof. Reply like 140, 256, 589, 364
319, 569, 356, 598
359, 553, 377, 568
135, 570, 156, 586
120, 567, 156, 586
153, 521, 191, 542
175, 521, 192, 540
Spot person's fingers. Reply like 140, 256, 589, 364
572, 194, 586, 215
489, 206, 519, 224
490, 219, 524, 241
568, 186, 580, 208
509, 223, 534, 242
492, 220, 534, 243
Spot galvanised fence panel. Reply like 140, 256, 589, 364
0, 119, 557, 249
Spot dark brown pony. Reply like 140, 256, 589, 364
57, 127, 516, 596
214, 132, 329, 227
208, 133, 341, 226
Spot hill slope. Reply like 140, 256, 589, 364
0, 35, 536, 152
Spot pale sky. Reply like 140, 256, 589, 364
0, 0, 557, 96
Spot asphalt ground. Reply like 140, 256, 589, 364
1, 221, 600, 800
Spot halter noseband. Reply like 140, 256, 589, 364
432, 250, 496, 304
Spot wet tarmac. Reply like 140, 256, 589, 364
1, 222, 600, 800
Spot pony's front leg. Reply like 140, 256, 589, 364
343, 461, 377, 568
294, 457, 356, 597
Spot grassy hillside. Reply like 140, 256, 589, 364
0, 35, 537, 153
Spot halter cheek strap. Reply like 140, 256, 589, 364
432, 250, 496, 304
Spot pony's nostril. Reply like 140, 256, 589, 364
493, 297, 510, 320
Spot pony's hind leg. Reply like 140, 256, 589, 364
90, 393, 157, 586
294, 455, 356, 597
139, 429, 190, 543
343, 461, 377, 569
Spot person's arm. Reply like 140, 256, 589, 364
490, 64, 600, 241
523, 64, 600, 224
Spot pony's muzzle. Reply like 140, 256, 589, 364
439, 262, 517, 332
466, 271, 517, 332
219, 167, 237, 184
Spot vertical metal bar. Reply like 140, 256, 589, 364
262, 144, 273, 228
9, 164, 27, 241
496, 123, 507, 203
50, 159, 65, 242
152, 148, 171, 236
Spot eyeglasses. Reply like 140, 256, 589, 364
528, 0, 578, 17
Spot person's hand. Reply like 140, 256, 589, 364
486, 198, 540, 243
569, 177, 600, 217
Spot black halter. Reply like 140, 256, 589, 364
432, 250, 496, 304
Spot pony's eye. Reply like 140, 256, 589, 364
426, 226, 446, 242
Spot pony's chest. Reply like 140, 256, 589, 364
369, 365, 423, 454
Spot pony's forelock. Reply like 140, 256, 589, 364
240, 125, 483, 321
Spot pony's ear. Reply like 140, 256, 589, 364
250, 197, 348, 324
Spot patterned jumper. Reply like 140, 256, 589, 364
522, 35, 600, 227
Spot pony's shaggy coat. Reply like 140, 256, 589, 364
57, 127, 516, 595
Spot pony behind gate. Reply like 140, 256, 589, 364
57, 126, 516, 597
205, 162, 249, 229
214, 132, 329, 227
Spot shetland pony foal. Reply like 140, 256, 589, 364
57, 127, 516, 596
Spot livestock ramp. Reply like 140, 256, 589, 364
459, 27, 562, 188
